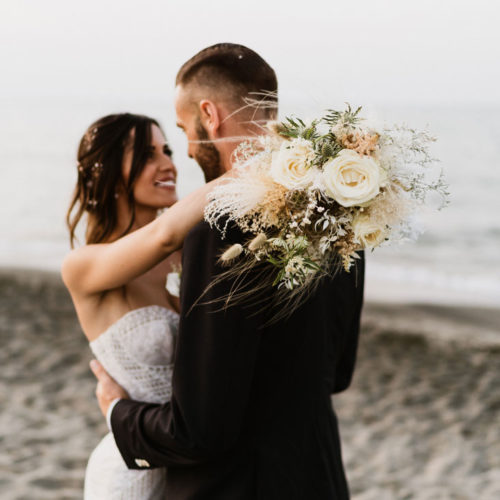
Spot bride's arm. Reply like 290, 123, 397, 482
61, 177, 221, 295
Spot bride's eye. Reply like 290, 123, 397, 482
163, 144, 173, 157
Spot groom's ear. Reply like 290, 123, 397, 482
198, 99, 221, 138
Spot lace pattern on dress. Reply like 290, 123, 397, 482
89, 306, 179, 404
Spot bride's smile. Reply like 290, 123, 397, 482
122, 124, 179, 213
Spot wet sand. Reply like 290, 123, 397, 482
1, 268, 499, 499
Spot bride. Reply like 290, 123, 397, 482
62, 113, 224, 499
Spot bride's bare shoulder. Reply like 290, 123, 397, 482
61, 244, 99, 293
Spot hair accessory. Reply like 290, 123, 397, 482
91, 162, 103, 177
83, 127, 99, 152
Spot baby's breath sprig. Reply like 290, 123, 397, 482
266, 234, 322, 290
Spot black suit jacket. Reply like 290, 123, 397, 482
111, 221, 364, 499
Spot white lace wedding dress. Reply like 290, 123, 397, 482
84, 305, 179, 499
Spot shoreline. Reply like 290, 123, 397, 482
2, 266, 499, 348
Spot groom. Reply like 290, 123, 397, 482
92, 43, 365, 499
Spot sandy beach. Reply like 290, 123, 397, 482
1, 268, 499, 500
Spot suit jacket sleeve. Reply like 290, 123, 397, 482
328, 252, 365, 394
110, 222, 264, 469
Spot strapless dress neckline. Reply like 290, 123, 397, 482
90, 305, 179, 346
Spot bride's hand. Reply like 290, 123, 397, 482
90, 359, 129, 418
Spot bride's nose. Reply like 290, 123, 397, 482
159, 155, 177, 175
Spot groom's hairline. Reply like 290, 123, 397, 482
177, 81, 243, 109
176, 79, 278, 122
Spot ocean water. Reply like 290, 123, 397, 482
1, 96, 499, 307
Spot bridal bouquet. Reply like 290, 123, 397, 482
204, 104, 448, 310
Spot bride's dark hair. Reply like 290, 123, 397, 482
67, 113, 163, 247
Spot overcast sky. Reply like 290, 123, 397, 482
1, 0, 499, 107
0, 0, 498, 279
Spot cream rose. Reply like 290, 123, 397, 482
321, 149, 385, 207
352, 214, 388, 249
270, 138, 317, 190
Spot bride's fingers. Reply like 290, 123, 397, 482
89, 359, 107, 380
90, 359, 130, 400
90, 359, 116, 388
90, 360, 116, 391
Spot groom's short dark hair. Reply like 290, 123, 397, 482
176, 43, 278, 117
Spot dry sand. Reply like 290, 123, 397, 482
337, 303, 500, 500
1, 268, 499, 499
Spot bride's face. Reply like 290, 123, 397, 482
122, 125, 178, 210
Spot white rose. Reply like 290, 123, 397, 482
321, 149, 385, 207
270, 138, 317, 190
352, 214, 388, 249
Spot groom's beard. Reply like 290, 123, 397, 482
194, 120, 224, 182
